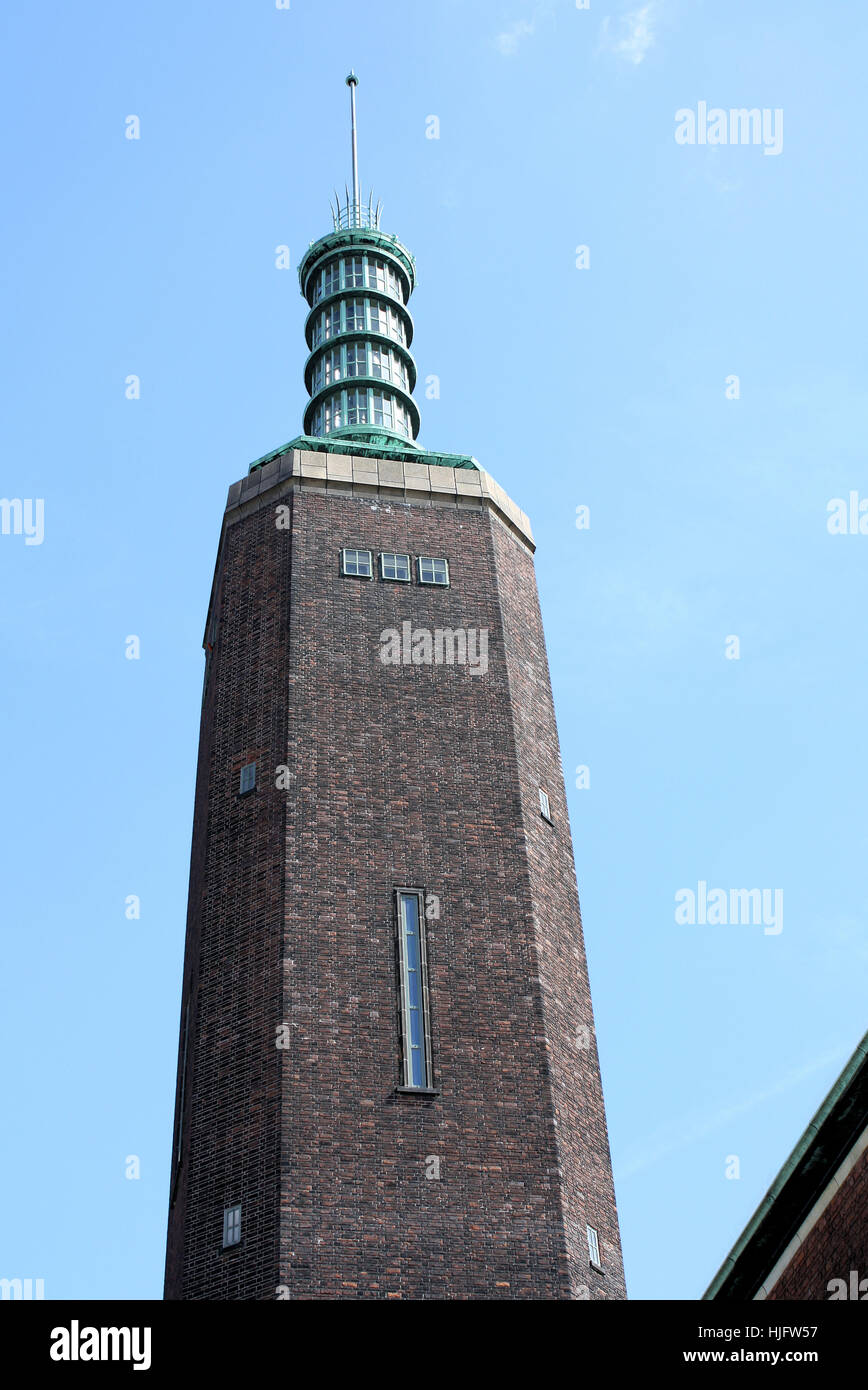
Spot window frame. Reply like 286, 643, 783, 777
323, 262, 341, 298
239, 762, 257, 797
379, 552, 411, 583
344, 255, 365, 288
417, 556, 450, 587
539, 788, 552, 822
345, 388, 368, 426
371, 391, 393, 428
223, 1204, 242, 1249
394, 888, 434, 1092
340, 547, 373, 580
587, 1224, 602, 1269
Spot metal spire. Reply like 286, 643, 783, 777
346, 71, 360, 227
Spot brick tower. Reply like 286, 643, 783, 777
164, 75, 626, 1301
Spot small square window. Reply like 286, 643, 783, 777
418, 557, 449, 586
239, 762, 256, 796
342, 548, 373, 578
380, 552, 411, 582
539, 788, 552, 821
587, 1224, 602, 1269
223, 1204, 241, 1248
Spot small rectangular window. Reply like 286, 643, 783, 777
326, 395, 343, 431
417, 556, 449, 586
239, 762, 256, 796
539, 788, 551, 821
345, 344, 366, 377
389, 307, 406, 345
587, 1225, 601, 1268
341, 548, 373, 578
344, 299, 365, 332
367, 258, 387, 291
380, 552, 411, 582
346, 389, 368, 425
371, 392, 393, 428
396, 890, 432, 1089
223, 1204, 241, 1248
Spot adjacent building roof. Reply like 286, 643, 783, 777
703, 1027, 868, 1299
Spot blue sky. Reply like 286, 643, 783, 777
1, 0, 866, 1301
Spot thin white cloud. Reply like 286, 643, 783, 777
494, 18, 535, 56
615, 1044, 847, 1182
599, 3, 659, 66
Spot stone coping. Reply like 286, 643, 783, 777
224, 447, 534, 550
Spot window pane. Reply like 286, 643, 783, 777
325, 395, 342, 431
346, 344, 366, 377
371, 392, 393, 427
346, 390, 368, 425
399, 892, 428, 1088
418, 557, 448, 585
343, 549, 372, 577
381, 553, 410, 581
224, 1205, 241, 1247
344, 299, 363, 332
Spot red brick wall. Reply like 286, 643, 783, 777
490, 517, 626, 1298
164, 499, 288, 1299
767, 1144, 868, 1300
165, 468, 625, 1300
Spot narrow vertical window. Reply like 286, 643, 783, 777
587, 1225, 601, 1268
239, 762, 256, 796
396, 890, 431, 1089
175, 998, 190, 1168
223, 1204, 241, 1248
539, 788, 551, 821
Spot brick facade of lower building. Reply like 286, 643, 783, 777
705, 1030, 868, 1302
767, 1144, 868, 1301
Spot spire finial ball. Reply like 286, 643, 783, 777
346, 71, 359, 87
